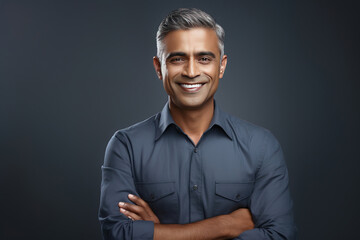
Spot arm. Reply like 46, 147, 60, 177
119, 194, 254, 240
99, 133, 254, 240
99, 134, 155, 240
153, 211, 251, 240
235, 131, 297, 240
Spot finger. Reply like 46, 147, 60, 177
128, 194, 153, 216
118, 201, 149, 218
128, 194, 154, 216
128, 194, 149, 208
127, 194, 160, 223
119, 207, 142, 221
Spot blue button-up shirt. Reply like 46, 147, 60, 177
99, 101, 296, 239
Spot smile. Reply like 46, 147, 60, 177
178, 83, 205, 92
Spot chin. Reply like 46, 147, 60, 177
175, 97, 212, 110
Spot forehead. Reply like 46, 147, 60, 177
162, 28, 220, 56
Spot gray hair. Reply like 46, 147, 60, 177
156, 8, 225, 62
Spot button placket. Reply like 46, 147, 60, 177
189, 146, 203, 222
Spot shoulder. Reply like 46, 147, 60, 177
223, 111, 281, 160
112, 113, 159, 143
104, 114, 159, 166
223, 111, 284, 170
223, 111, 277, 145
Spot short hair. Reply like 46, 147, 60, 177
156, 8, 225, 62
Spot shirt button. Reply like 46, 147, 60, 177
236, 194, 241, 200
192, 185, 198, 191
194, 148, 198, 153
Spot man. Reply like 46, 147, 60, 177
99, 8, 296, 240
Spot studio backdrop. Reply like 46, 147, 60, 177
1, 0, 359, 239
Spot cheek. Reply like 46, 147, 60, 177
167, 67, 183, 83
167, 65, 182, 77
201, 63, 220, 76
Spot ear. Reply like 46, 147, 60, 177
153, 56, 162, 80
219, 55, 228, 79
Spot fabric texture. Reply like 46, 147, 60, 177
99, 101, 296, 239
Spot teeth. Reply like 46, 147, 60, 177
180, 83, 202, 88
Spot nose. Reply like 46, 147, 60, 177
182, 58, 200, 79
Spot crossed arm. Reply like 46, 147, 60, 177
119, 194, 254, 240
100, 132, 296, 239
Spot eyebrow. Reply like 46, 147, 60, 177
166, 51, 216, 60
197, 51, 216, 58
166, 52, 186, 60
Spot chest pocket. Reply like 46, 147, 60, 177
214, 182, 254, 215
135, 182, 178, 224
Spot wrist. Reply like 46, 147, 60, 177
218, 214, 237, 239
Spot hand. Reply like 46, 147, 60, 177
118, 194, 160, 224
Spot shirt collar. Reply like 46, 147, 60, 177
209, 101, 233, 140
155, 100, 233, 141
155, 101, 175, 141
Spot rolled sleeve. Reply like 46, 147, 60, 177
132, 220, 154, 239
236, 131, 297, 240
99, 133, 154, 240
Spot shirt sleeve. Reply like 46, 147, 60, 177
235, 130, 297, 240
99, 133, 154, 240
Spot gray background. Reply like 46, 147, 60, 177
1, 0, 359, 239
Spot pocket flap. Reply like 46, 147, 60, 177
135, 182, 175, 202
215, 182, 253, 202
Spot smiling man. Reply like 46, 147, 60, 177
99, 8, 296, 240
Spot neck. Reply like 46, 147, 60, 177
169, 99, 214, 145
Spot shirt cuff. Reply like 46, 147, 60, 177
132, 220, 154, 240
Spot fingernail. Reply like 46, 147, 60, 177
128, 194, 134, 198
120, 208, 126, 213
119, 202, 125, 206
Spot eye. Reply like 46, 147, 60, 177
170, 57, 184, 63
198, 57, 212, 63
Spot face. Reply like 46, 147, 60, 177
153, 28, 227, 110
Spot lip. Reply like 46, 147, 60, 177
177, 82, 205, 93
